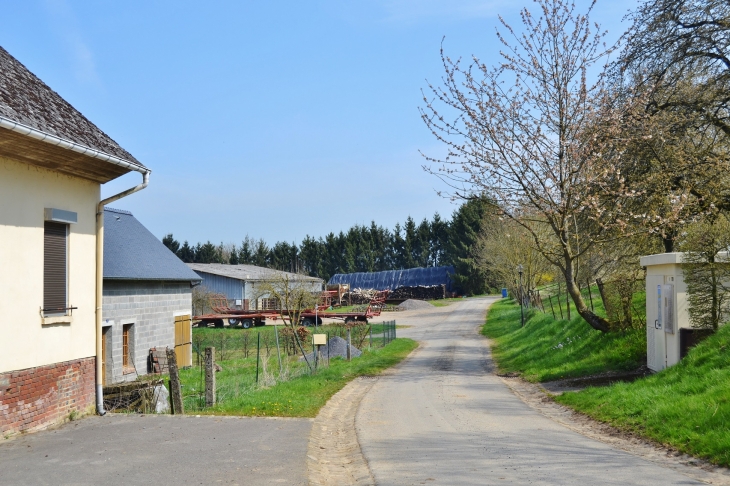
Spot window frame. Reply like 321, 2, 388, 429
43, 221, 69, 317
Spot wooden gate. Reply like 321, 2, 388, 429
174, 314, 192, 367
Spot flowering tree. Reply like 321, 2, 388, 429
420, 0, 642, 332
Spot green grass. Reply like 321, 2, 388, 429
482, 294, 646, 382
179, 337, 417, 418
557, 325, 730, 466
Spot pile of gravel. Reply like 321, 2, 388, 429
398, 299, 435, 310
301, 336, 362, 362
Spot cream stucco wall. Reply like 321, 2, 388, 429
0, 156, 99, 373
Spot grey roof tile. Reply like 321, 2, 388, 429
103, 208, 201, 282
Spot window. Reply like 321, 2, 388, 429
122, 323, 134, 372
43, 221, 67, 314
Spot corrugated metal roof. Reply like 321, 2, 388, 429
187, 263, 322, 283
0, 45, 145, 170
103, 208, 201, 282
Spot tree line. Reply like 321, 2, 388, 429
162, 197, 495, 295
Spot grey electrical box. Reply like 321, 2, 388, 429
44, 208, 77, 224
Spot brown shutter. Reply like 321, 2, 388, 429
44, 222, 67, 312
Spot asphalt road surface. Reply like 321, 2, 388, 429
356, 297, 704, 486
0, 414, 310, 485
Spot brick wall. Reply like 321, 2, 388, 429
0, 357, 95, 437
102, 280, 192, 383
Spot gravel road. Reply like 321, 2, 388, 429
356, 297, 707, 485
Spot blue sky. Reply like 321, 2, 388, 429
2, 0, 635, 246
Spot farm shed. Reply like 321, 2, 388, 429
328, 266, 456, 293
187, 263, 324, 310
102, 208, 201, 383
0, 45, 149, 436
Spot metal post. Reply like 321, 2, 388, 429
256, 332, 260, 384
274, 324, 282, 374
369, 324, 373, 350
517, 265, 525, 327
347, 327, 352, 361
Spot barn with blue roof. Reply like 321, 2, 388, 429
101, 207, 201, 384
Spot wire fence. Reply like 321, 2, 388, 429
180, 321, 398, 411
512, 278, 647, 331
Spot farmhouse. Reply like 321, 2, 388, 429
188, 263, 323, 311
102, 208, 201, 383
0, 46, 149, 435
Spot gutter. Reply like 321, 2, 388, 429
1, 115, 151, 416
0, 116, 145, 173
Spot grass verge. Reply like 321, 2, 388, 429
180, 338, 417, 418
556, 324, 730, 467
482, 297, 646, 382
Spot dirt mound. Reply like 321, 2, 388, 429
301, 336, 362, 362
398, 299, 435, 310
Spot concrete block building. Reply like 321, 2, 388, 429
102, 208, 201, 383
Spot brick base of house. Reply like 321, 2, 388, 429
0, 357, 96, 437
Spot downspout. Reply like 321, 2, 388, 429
95, 170, 150, 415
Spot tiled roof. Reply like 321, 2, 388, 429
187, 263, 322, 283
0, 46, 145, 169
104, 208, 201, 282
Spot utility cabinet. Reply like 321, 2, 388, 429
640, 253, 690, 371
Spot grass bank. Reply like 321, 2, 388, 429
557, 324, 730, 466
482, 297, 646, 382
179, 336, 416, 418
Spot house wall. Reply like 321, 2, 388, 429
102, 280, 192, 383
0, 156, 99, 434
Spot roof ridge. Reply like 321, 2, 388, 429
104, 207, 133, 215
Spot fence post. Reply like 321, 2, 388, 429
166, 348, 184, 415
548, 295, 556, 319
256, 332, 261, 384
274, 324, 282, 375
394, 320, 396, 340
347, 327, 352, 361
205, 347, 215, 407
586, 280, 595, 311
369, 324, 373, 350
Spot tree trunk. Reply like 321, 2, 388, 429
564, 261, 610, 332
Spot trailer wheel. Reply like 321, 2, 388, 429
214, 319, 224, 328
241, 319, 253, 329
301, 318, 313, 327
344, 317, 355, 325
357, 317, 368, 324
228, 318, 240, 327
317, 317, 323, 325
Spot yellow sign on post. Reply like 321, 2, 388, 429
312, 334, 327, 346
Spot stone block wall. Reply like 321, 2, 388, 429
102, 280, 192, 383
0, 357, 95, 437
